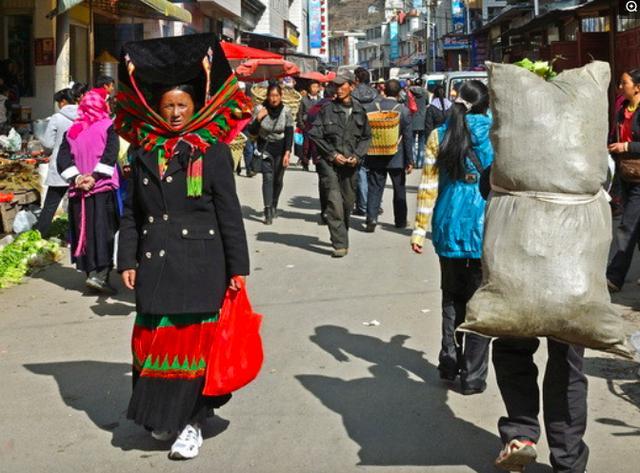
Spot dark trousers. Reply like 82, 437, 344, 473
367, 167, 407, 226
607, 180, 640, 288
243, 140, 255, 174
438, 257, 490, 390
493, 338, 589, 473
317, 169, 328, 217
34, 186, 67, 237
317, 159, 357, 249
262, 154, 285, 209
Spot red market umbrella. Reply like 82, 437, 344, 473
221, 42, 283, 61
235, 58, 300, 82
298, 71, 337, 82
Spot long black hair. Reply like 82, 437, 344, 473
432, 85, 446, 111
435, 80, 489, 181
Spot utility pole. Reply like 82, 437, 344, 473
466, 0, 472, 69
424, 1, 431, 74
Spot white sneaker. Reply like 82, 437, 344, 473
151, 430, 174, 442
169, 424, 203, 460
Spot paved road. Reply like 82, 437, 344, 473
1, 167, 639, 473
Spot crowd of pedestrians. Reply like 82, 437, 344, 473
27, 33, 636, 472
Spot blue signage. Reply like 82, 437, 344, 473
390, 20, 399, 60
451, 0, 466, 35
309, 0, 322, 49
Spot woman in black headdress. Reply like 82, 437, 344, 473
115, 34, 251, 460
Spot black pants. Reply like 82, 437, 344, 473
261, 153, 285, 209
366, 167, 407, 226
493, 338, 589, 473
439, 257, 490, 390
317, 168, 328, 217
317, 159, 357, 249
607, 180, 640, 288
34, 186, 67, 237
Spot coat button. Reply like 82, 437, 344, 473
142, 229, 148, 235
143, 177, 149, 185
166, 176, 173, 183
145, 252, 152, 259
209, 229, 215, 235
159, 250, 166, 257
162, 214, 169, 221
148, 216, 154, 223
182, 229, 188, 236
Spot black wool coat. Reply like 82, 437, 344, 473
117, 141, 250, 315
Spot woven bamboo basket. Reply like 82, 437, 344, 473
250, 86, 302, 119
367, 111, 401, 156
229, 133, 247, 171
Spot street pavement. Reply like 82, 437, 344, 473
1, 166, 640, 473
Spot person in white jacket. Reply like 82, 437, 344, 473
34, 88, 78, 236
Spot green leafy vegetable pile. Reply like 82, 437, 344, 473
514, 58, 558, 81
0, 230, 62, 289
48, 214, 69, 241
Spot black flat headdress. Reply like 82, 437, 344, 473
114, 33, 251, 197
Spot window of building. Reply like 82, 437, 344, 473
618, 16, 640, 32
581, 16, 610, 33
1, 15, 34, 97
562, 19, 578, 41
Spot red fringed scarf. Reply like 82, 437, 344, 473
114, 73, 251, 197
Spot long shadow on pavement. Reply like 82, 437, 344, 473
584, 356, 640, 436
24, 361, 229, 452
256, 231, 333, 256
28, 262, 136, 318
296, 326, 553, 472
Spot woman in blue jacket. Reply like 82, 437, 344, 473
411, 80, 493, 395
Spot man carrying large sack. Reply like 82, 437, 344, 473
463, 61, 631, 473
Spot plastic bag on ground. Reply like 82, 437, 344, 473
461, 61, 631, 358
12, 210, 37, 234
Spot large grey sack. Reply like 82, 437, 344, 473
462, 62, 631, 357
489, 61, 610, 194
463, 192, 630, 357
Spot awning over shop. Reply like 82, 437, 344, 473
49, 0, 192, 23
241, 31, 294, 50
509, 0, 612, 35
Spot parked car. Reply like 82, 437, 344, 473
444, 71, 488, 99
422, 73, 446, 92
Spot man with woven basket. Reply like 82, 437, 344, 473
308, 71, 372, 258
365, 79, 414, 232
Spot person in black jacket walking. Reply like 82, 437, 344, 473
425, 85, 452, 139
308, 71, 372, 257
115, 34, 250, 461
248, 83, 294, 224
365, 79, 414, 232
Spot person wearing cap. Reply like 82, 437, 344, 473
308, 71, 372, 257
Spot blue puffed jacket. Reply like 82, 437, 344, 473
431, 112, 494, 259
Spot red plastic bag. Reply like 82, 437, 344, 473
203, 280, 264, 396
407, 89, 418, 114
